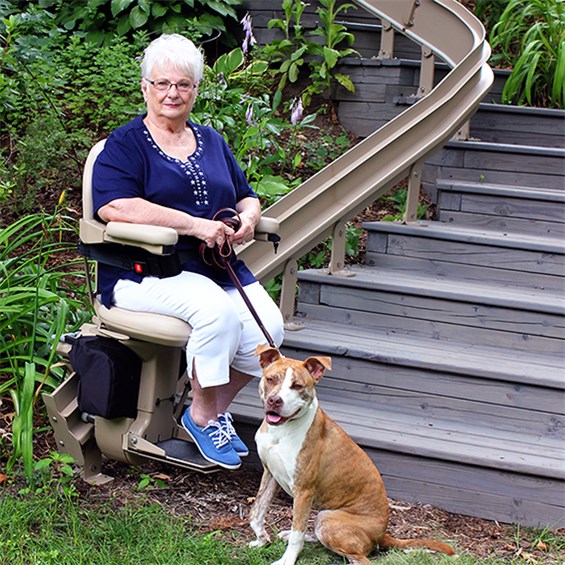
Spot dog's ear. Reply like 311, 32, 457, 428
303, 356, 332, 381
255, 345, 281, 368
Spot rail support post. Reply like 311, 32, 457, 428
329, 221, 356, 278
404, 160, 425, 224
378, 20, 394, 59
280, 258, 303, 331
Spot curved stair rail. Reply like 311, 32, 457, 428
239, 0, 494, 325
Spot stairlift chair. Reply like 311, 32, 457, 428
42, 139, 280, 484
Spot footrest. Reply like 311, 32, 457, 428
154, 438, 219, 473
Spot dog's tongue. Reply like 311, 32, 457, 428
266, 412, 284, 425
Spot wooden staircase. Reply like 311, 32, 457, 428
232, 112, 565, 528
285, 139, 565, 527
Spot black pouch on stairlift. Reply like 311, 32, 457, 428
69, 336, 142, 419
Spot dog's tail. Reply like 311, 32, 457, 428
379, 533, 456, 555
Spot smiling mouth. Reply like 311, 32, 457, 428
265, 408, 301, 426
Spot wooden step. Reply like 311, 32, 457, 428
231, 381, 564, 479
470, 103, 565, 149
230, 359, 565, 527
436, 180, 565, 237
423, 140, 565, 194
364, 221, 565, 276
283, 315, 564, 389
296, 265, 564, 354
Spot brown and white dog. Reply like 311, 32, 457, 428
249, 345, 455, 565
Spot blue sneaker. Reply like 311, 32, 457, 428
181, 410, 241, 469
218, 412, 249, 457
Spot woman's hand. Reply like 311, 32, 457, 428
233, 197, 261, 245
194, 217, 235, 249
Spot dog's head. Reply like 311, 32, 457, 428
255, 345, 332, 426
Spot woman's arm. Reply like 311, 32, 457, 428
98, 197, 234, 248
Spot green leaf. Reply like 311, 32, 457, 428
206, 0, 237, 19
289, 61, 300, 82
322, 46, 340, 68
129, 6, 149, 29
151, 3, 168, 17
111, 0, 134, 17
34, 458, 53, 471
335, 73, 355, 92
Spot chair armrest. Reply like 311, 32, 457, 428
105, 222, 178, 246
254, 217, 280, 242
101, 222, 178, 255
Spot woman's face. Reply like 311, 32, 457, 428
142, 63, 198, 123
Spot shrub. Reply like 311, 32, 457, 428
261, 0, 358, 107
11, 0, 246, 47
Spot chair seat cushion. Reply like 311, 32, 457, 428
95, 302, 191, 347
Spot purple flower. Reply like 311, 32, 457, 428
290, 98, 303, 125
245, 104, 254, 126
240, 13, 257, 54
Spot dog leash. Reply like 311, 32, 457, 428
199, 208, 277, 349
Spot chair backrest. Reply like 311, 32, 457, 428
82, 139, 107, 221
80, 139, 107, 245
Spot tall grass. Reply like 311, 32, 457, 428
0, 210, 90, 476
489, 0, 564, 108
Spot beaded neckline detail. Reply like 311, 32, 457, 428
143, 123, 209, 208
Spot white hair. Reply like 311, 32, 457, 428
140, 34, 204, 83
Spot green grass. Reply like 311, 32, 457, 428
0, 486, 561, 564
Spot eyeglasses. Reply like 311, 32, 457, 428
144, 78, 197, 93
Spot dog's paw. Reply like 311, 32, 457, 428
249, 536, 270, 548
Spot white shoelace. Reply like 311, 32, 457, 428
203, 420, 230, 448
220, 412, 237, 439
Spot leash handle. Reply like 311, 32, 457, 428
199, 208, 277, 349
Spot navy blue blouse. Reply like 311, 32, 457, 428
92, 115, 258, 307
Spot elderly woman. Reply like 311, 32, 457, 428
92, 34, 284, 469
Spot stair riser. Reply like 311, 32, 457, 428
365, 232, 565, 276
423, 147, 564, 192
470, 107, 565, 149
297, 300, 564, 356
297, 283, 565, 353
282, 344, 565, 444
370, 451, 565, 529
366, 254, 565, 294
438, 192, 565, 229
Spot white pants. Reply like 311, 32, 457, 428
113, 274, 284, 388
